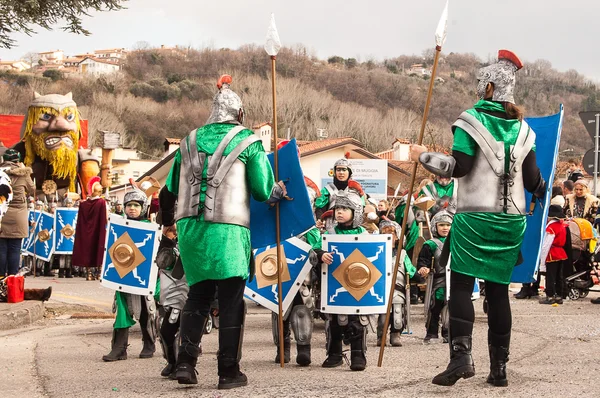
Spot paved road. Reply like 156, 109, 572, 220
1, 277, 600, 397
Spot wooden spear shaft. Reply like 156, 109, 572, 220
271, 55, 286, 368
378, 46, 442, 367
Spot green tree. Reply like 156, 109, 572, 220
0, 1, 126, 49
42, 69, 63, 81
327, 56, 344, 64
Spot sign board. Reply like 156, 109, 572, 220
579, 111, 600, 140
320, 159, 388, 201
582, 148, 596, 176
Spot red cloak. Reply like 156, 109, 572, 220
72, 197, 107, 267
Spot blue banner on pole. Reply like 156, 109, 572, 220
511, 106, 564, 283
249, 139, 315, 248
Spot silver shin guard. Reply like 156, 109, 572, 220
290, 305, 313, 346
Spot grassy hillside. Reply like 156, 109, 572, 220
1, 45, 598, 159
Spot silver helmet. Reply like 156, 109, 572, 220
333, 190, 363, 228
379, 219, 402, 238
431, 210, 453, 238
124, 188, 149, 218
333, 158, 352, 176
205, 75, 243, 125
476, 50, 523, 104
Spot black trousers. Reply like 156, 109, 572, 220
178, 277, 245, 375
449, 271, 511, 345
545, 260, 564, 298
426, 297, 447, 337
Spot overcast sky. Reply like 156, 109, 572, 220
1, 0, 598, 80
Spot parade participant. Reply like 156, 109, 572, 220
562, 180, 574, 196
155, 227, 189, 378
72, 176, 107, 281
57, 197, 75, 278
420, 176, 457, 216
540, 205, 571, 305
102, 187, 156, 362
315, 158, 365, 218
271, 226, 320, 366
417, 210, 453, 343
113, 200, 124, 217
0, 149, 34, 277
158, 75, 287, 389
315, 191, 369, 371
362, 204, 380, 234
376, 219, 416, 347
394, 193, 421, 304
11, 92, 100, 202
411, 50, 546, 387
564, 180, 599, 224
377, 199, 394, 220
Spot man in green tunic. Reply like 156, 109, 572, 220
159, 75, 286, 390
411, 50, 546, 388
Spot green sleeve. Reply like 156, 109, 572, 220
404, 254, 416, 278
405, 220, 419, 251
394, 203, 406, 223
315, 187, 330, 209
165, 149, 182, 195
244, 141, 276, 202
304, 227, 322, 250
452, 126, 477, 156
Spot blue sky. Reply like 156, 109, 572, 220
1, 0, 598, 80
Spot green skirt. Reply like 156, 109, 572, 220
449, 212, 526, 285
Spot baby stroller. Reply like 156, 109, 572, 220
564, 218, 600, 300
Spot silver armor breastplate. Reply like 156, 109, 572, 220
431, 238, 446, 291
176, 125, 260, 227
325, 183, 339, 209
453, 112, 535, 215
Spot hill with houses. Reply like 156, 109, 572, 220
0, 45, 598, 165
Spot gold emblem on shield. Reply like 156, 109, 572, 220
38, 229, 51, 242
108, 231, 146, 278
61, 224, 75, 238
255, 245, 291, 289
332, 249, 382, 301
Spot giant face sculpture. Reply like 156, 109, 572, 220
22, 92, 81, 191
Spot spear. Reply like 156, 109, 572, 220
385, 182, 402, 218
378, 0, 449, 367
264, 13, 286, 368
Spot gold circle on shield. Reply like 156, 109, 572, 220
42, 179, 58, 195
38, 229, 50, 242
260, 254, 279, 279
61, 224, 75, 238
345, 262, 371, 289
113, 243, 135, 268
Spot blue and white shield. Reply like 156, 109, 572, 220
24, 210, 55, 261
512, 106, 564, 283
244, 237, 313, 314
321, 234, 392, 315
250, 139, 316, 249
100, 214, 160, 296
54, 208, 78, 254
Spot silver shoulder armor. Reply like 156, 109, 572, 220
419, 152, 455, 178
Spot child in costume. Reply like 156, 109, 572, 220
315, 191, 369, 371
539, 205, 571, 305
102, 187, 156, 362
417, 210, 453, 343
376, 219, 416, 347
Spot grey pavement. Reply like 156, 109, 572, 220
1, 277, 600, 397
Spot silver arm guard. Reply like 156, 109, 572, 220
418, 152, 456, 178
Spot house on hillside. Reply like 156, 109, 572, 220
94, 48, 127, 63
408, 63, 431, 76
0, 60, 31, 72
78, 57, 121, 75
63, 57, 84, 67
38, 50, 64, 64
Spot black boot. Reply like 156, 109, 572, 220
102, 328, 129, 361
513, 285, 532, 299
65, 267, 73, 278
322, 319, 343, 368
139, 326, 156, 359
58, 269, 65, 278
275, 339, 291, 364
349, 329, 367, 371
159, 309, 180, 378
432, 336, 475, 386
273, 316, 291, 364
217, 325, 248, 390
296, 344, 311, 366
487, 332, 510, 387
175, 309, 207, 385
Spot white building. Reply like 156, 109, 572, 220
90, 147, 157, 186
0, 60, 31, 72
94, 48, 127, 63
38, 50, 64, 64
78, 57, 120, 75
252, 122, 273, 152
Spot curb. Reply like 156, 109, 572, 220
0, 301, 45, 331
